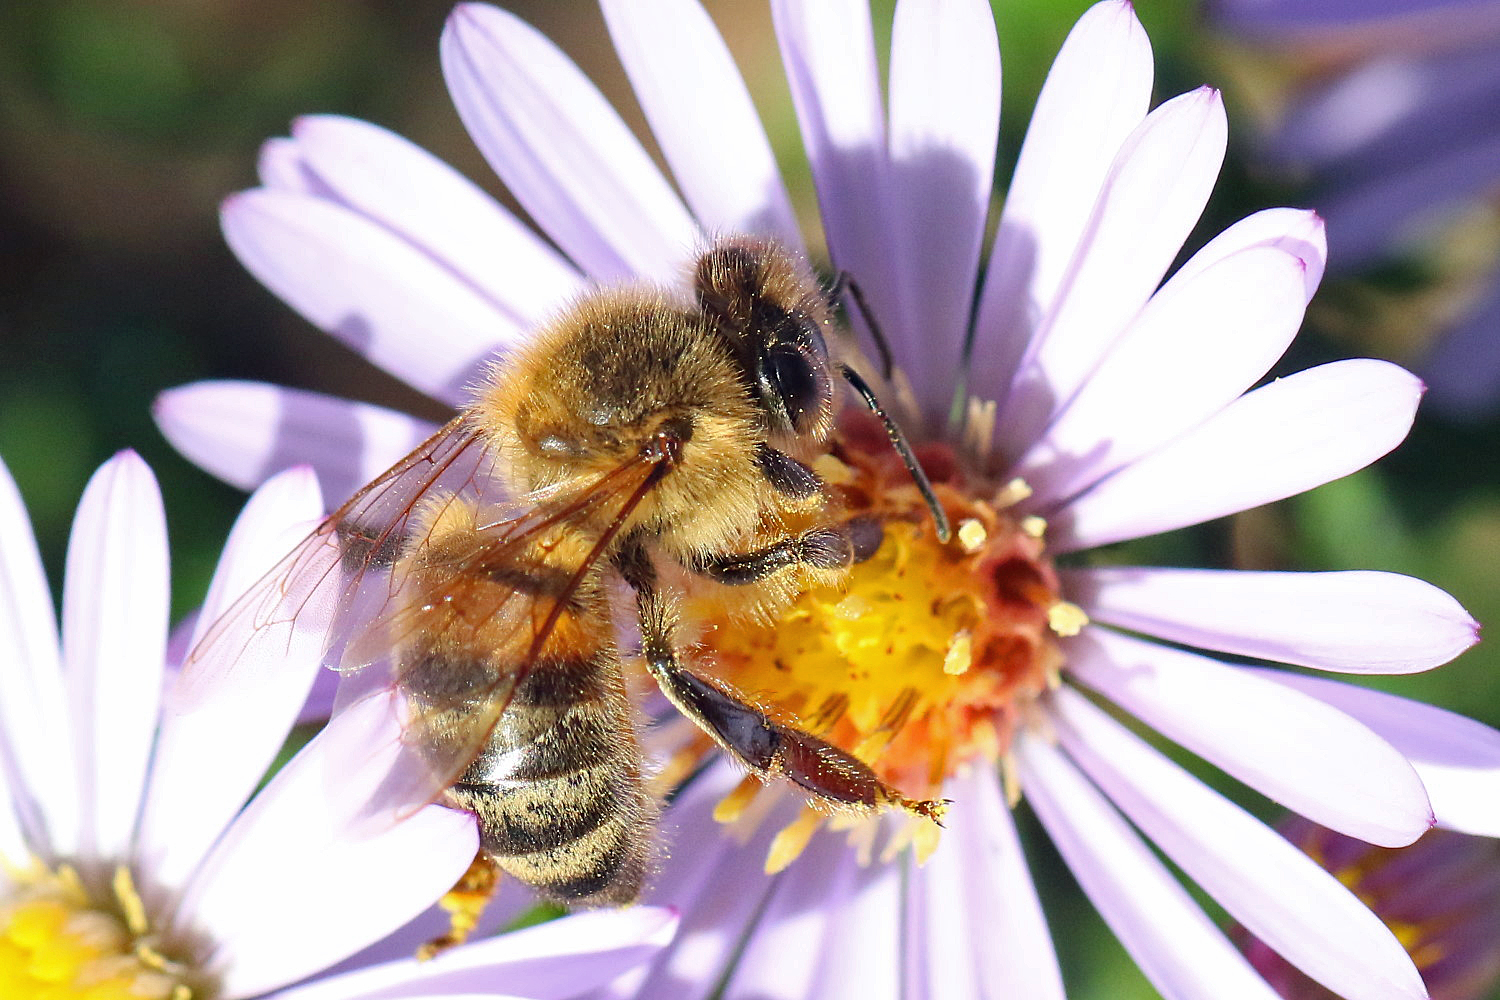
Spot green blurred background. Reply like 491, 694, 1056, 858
1, 1, 1495, 997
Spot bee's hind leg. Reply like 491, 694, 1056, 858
417, 850, 503, 961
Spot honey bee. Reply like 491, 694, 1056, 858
182, 236, 949, 950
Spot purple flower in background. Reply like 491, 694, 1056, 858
155, 1, 1499, 997
1237, 818, 1500, 1000
1208, 0, 1500, 418
0, 452, 674, 998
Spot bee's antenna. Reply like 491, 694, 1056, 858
829, 271, 893, 381
839, 364, 951, 543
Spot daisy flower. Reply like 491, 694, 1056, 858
155, 1, 1499, 998
0, 451, 675, 999
1234, 818, 1500, 1000
1206, 0, 1500, 418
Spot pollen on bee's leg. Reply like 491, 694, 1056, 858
765, 807, 825, 874
417, 852, 502, 961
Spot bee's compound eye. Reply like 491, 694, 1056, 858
764, 345, 826, 429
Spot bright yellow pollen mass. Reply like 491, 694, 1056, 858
1, 866, 194, 1000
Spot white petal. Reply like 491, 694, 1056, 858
972, 0, 1154, 409
618, 769, 780, 1000
62, 452, 168, 862
222, 189, 515, 406
1054, 359, 1423, 551
1066, 627, 1433, 846
913, 769, 1064, 999
0, 458, 74, 855
286, 115, 584, 327
772, 0, 908, 384
1015, 732, 1283, 1000
137, 468, 325, 893
257, 136, 313, 193
723, 831, 881, 1000
601, 0, 801, 248
218, 802, 476, 999
179, 695, 478, 999
440, 3, 699, 282
995, 87, 1229, 459
1067, 566, 1479, 673
1254, 670, 1500, 837
154, 380, 437, 499
270, 907, 678, 1000
1167, 207, 1327, 304
0, 763, 25, 871
802, 853, 902, 1000
886, 0, 1001, 418
1053, 686, 1430, 1000
1017, 243, 1310, 506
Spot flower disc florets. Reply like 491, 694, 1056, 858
1, 862, 200, 1000
687, 409, 1082, 867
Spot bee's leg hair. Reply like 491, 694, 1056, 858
615, 536, 943, 824
754, 443, 823, 498
688, 515, 883, 586
416, 850, 503, 961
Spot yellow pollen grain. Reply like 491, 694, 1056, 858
992, 478, 1033, 509
942, 631, 973, 675
956, 518, 988, 553
1019, 515, 1048, 539
766, 809, 825, 875
1047, 601, 1089, 637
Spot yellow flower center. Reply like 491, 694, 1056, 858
680, 412, 1079, 870
1, 863, 197, 1000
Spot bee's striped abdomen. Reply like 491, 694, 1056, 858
448, 651, 657, 906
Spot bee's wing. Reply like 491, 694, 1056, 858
174, 413, 497, 712
351, 451, 668, 827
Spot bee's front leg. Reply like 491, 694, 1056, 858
686, 515, 883, 586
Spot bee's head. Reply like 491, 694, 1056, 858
694, 238, 836, 442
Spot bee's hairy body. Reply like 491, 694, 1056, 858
392, 238, 943, 914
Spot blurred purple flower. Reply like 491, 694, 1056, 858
0, 452, 675, 998
1237, 818, 1500, 1000
1208, 0, 1500, 418
154, 1, 1498, 997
